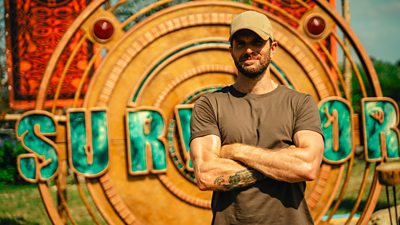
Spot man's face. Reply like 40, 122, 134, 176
230, 30, 274, 79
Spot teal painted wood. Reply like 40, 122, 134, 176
319, 99, 353, 164
68, 110, 109, 175
363, 99, 399, 161
17, 114, 58, 180
19, 157, 37, 180
127, 110, 167, 174
177, 107, 193, 169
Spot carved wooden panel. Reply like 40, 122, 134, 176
13, 1, 394, 225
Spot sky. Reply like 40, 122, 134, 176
348, 0, 400, 64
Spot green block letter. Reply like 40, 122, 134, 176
67, 109, 109, 177
319, 98, 353, 164
126, 108, 167, 175
16, 111, 58, 182
362, 98, 400, 162
175, 105, 193, 170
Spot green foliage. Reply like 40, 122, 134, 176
351, 70, 363, 113
0, 140, 25, 184
350, 58, 400, 113
372, 57, 400, 105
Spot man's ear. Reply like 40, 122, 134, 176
270, 41, 278, 55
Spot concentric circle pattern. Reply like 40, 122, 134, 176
28, 1, 386, 225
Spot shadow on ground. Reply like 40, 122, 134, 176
0, 217, 39, 225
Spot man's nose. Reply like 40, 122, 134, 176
245, 47, 254, 54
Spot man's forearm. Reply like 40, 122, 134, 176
213, 168, 264, 191
221, 141, 323, 183
194, 157, 265, 191
190, 135, 267, 191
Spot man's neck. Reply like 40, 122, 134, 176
233, 71, 277, 95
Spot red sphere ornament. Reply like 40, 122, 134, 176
93, 19, 114, 41
306, 15, 326, 36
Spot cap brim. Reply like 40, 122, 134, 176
230, 27, 272, 41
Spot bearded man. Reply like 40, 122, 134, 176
189, 11, 324, 225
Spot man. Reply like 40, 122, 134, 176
189, 11, 324, 225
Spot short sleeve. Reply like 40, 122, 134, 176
293, 95, 323, 138
190, 96, 220, 143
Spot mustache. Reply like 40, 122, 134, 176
239, 53, 259, 62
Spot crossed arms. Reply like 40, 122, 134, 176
190, 130, 324, 191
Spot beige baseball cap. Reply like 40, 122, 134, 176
230, 11, 274, 41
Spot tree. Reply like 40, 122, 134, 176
373, 58, 400, 105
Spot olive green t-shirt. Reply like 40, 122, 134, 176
190, 85, 322, 225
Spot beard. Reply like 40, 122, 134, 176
234, 50, 271, 79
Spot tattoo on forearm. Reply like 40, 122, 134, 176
213, 169, 264, 190
214, 176, 225, 186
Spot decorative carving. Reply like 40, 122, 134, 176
306, 15, 326, 36
92, 19, 114, 42
5, 0, 89, 108
11, 1, 396, 225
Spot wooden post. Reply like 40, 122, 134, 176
57, 160, 68, 225
56, 122, 68, 225
342, 0, 352, 102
